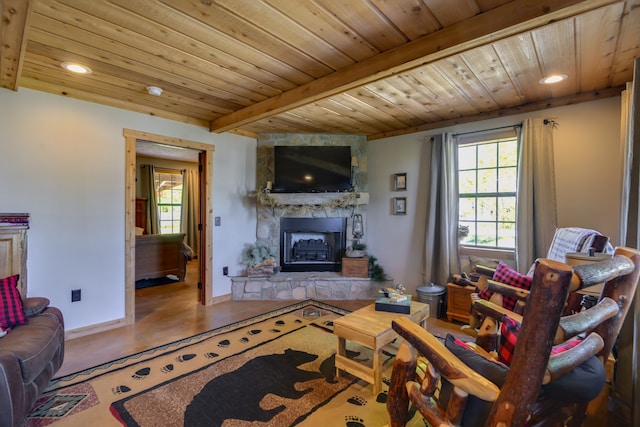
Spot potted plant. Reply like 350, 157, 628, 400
243, 241, 278, 277
368, 255, 388, 282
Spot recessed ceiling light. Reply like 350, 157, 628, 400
61, 62, 92, 74
539, 74, 568, 84
146, 86, 163, 96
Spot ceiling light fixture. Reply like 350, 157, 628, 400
146, 86, 163, 96
61, 62, 92, 74
539, 74, 568, 84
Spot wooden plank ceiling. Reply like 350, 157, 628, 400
1, 0, 638, 140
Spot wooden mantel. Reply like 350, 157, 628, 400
265, 192, 369, 206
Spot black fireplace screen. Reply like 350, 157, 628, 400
280, 217, 346, 272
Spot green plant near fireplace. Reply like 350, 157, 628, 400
368, 255, 388, 282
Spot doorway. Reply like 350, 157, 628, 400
123, 129, 215, 326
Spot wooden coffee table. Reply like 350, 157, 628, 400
333, 301, 429, 395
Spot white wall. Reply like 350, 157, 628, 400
0, 88, 257, 331
368, 96, 622, 294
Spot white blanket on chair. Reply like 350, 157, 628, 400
547, 227, 604, 262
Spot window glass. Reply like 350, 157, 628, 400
155, 171, 183, 234
458, 136, 518, 249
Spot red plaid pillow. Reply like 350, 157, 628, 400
499, 316, 582, 365
498, 316, 520, 364
0, 275, 27, 331
478, 262, 532, 311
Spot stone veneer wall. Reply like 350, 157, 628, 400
231, 134, 374, 301
255, 134, 368, 259
231, 272, 384, 300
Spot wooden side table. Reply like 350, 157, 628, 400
333, 301, 429, 395
446, 282, 476, 323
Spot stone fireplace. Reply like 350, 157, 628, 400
230, 133, 388, 300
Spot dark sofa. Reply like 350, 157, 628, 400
0, 297, 64, 427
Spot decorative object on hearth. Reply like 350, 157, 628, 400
345, 213, 366, 257
345, 242, 367, 258
352, 213, 363, 240
242, 241, 278, 277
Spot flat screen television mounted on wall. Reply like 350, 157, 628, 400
273, 145, 352, 193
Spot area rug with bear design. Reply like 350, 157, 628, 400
26, 300, 424, 427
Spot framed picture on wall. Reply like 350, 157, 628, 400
393, 173, 407, 191
393, 197, 407, 215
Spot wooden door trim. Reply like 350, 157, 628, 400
123, 129, 215, 326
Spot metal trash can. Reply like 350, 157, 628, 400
416, 283, 446, 318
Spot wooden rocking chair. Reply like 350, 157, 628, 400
386, 246, 640, 427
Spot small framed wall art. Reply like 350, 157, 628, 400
393, 197, 407, 215
393, 173, 407, 191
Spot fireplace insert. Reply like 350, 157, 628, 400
280, 217, 346, 272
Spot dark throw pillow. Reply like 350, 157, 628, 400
0, 274, 28, 330
440, 334, 509, 427
541, 355, 607, 403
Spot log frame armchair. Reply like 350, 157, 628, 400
386, 246, 640, 427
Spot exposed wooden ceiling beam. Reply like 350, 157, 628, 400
367, 86, 624, 141
0, 0, 32, 90
210, 0, 620, 134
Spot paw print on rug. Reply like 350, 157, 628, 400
239, 337, 249, 344
323, 320, 333, 327
176, 353, 196, 362
248, 329, 262, 335
268, 329, 281, 333
131, 367, 150, 380
347, 395, 367, 406
161, 364, 174, 373
204, 352, 219, 359
112, 385, 131, 395
376, 390, 387, 404
275, 320, 285, 326
294, 319, 302, 324
217, 339, 230, 348
345, 415, 365, 427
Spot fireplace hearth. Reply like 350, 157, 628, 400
280, 217, 346, 272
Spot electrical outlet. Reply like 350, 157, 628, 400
223, 266, 228, 276
215, 216, 221, 226
71, 289, 81, 302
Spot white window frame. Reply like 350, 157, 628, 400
457, 128, 519, 254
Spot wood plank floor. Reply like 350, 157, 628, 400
58, 261, 373, 376
59, 260, 462, 377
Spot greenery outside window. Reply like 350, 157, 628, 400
155, 170, 183, 234
458, 137, 518, 249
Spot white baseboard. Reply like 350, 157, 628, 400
208, 293, 232, 305
64, 317, 128, 340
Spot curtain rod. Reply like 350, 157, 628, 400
452, 124, 521, 138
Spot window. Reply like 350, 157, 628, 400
458, 137, 518, 249
155, 170, 183, 234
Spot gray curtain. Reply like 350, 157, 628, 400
140, 164, 159, 235
423, 133, 461, 286
618, 57, 639, 427
181, 168, 199, 258
515, 118, 558, 273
